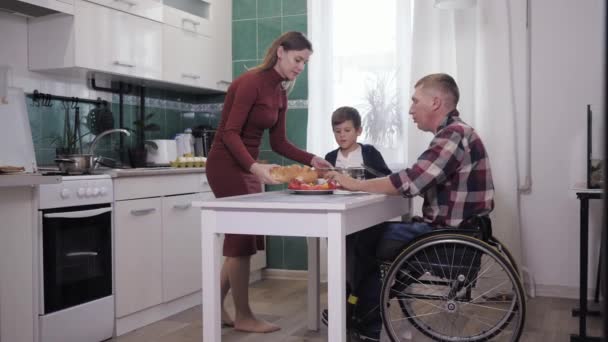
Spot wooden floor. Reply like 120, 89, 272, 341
110, 278, 604, 342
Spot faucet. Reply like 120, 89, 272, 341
88, 128, 131, 155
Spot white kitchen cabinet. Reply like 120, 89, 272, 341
162, 192, 214, 302
162, 0, 231, 91
28, 0, 162, 80
162, 24, 214, 89
207, 0, 231, 90
114, 197, 163, 317
85, 0, 162, 22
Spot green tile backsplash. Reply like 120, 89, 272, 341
233, 0, 310, 270
27, 95, 223, 167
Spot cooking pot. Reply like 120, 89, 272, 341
54, 154, 95, 174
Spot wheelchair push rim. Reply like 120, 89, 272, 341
380, 234, 526, 342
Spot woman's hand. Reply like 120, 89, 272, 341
311, 156, 332, 169
250, 162, 281, 184
325, 171, 363, 191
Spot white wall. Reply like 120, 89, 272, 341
0, 12, 111, 101
521, 0, 605, 297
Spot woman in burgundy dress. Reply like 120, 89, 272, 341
206, 31, 332, 333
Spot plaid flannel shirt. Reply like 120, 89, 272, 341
389, 110, 494, 227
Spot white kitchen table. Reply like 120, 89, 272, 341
194, 190, 410, 342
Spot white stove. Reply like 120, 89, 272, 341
37, 173, 114, 342
39, 174, 113, 209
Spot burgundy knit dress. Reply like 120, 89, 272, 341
206, 68, 314, 257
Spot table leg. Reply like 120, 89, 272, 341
570, 197, 601, 342
202, 209, 221, 342
307, 237, 320, 331
327, 213, 347, 342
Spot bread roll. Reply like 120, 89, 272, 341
270, 165, 318, 183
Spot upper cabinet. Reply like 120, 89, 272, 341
28, 0, 163, 81
161, 0, 231, 91
27, 0, 231, 92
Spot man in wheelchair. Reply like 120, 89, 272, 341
326, 73, 498, 341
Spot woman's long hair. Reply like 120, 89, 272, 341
254, 31, 312, 92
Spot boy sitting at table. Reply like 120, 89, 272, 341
321, 106, 392, 338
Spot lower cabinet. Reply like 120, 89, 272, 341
114, 197, 163, 317
162, 192, 214, 302
113, 173, 212, 319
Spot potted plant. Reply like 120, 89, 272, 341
127, 112, 160, 167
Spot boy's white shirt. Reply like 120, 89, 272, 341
335, 144, 364, 168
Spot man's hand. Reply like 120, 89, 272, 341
250, 162, 281, 184
325, 171, 363, 191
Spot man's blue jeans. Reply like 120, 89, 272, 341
354, 221, 433, 336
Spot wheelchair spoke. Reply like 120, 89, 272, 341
416, 251, 449, 301
395, 291, 448, 313
461, 299, 515, 313
468, 279, 511, 304
460, 256, 500, 293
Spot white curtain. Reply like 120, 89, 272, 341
407, 0, 525, 266
308, 0, 527, 272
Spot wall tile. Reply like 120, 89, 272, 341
257, 0, 281, 18
232, 60, 258, 80
282, 14, 307, 34
282, 0, 306, 15
257, 17, 282, 59
266, 236, 284, 268
233, 0, 256, 20
288, 67, 308, 100
233, 20, 258, 61
283, 237, 307, 270
285, 108, 308, 150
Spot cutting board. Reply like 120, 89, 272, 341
0, 87, 37, 173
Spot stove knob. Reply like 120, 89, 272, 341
93, 187, 100, 196
60, 188, 71, 199
77, 188, 86, 198
86, 188, 94, 197
100, 187, 108, 196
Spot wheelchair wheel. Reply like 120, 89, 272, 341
380, 234, 526, 342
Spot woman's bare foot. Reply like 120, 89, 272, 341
234, 317, 280, 333
221, 308, 234, 327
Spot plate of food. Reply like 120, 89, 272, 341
269, 164, 339, 194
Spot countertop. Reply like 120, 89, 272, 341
93, 167, 205, 178
0, 173, 62, 188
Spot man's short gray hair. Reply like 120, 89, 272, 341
415, 73, 460, 106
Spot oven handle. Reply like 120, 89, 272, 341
66, 251, 99, 257
43, 207, 112, 219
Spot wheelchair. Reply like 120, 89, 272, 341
370, 216, 526, 342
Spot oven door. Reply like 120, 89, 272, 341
41, 204, 112, 314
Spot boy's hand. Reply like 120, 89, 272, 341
311, 156, 332, 169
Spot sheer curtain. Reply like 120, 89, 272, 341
308, 0, 527, 274
308, 0, 411, 169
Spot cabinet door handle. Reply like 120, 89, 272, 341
173, 203, 192, 210
114, 60, 136, 68
217, 80, 231, 86
182, 18, 201, 26
181, 73, 201, 80
130, 208, 156, 216
114, 0, 138, 6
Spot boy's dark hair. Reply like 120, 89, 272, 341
331, 106, 361, 129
